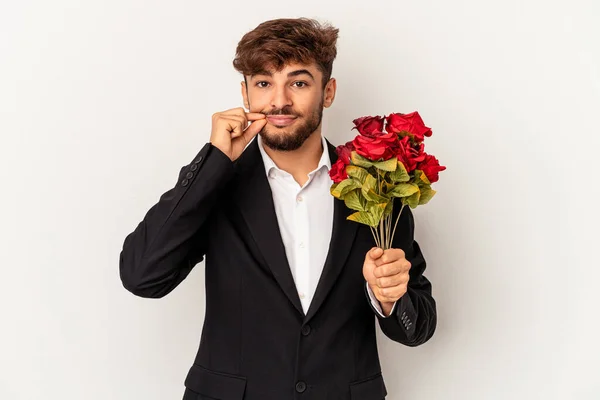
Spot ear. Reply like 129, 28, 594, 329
323, 78, 337, 108
241, 80, 250, 110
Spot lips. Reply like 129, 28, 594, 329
266, 116, 297, 127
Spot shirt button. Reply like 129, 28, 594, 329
299, 292, 305, 300
299, 242, 305, 248
295, 381, 307, 393
296, 195, 303, 202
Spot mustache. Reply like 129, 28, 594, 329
263, 106, 300, 117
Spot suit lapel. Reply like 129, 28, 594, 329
233, 139, 304, 316
232, 138, 359, 321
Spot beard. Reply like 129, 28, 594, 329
258, 98, 324, 151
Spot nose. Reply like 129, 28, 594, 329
270, 85, 293, 111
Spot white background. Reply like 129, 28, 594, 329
1, 0, 599, 399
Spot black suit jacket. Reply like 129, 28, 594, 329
119, 138, 437, 400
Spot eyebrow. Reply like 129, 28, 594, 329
251, 69, 315, 81
287, 69, 315, 81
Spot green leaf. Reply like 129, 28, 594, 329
361, 173, 377, 196
351, 151, 375, 168
384, 199, 394, 217
368, 202, 387, 224
330, 182, 339, 195
347, 211, 377, 227
413, 169, 431, 186
418, 185, 436, 205
347, 202, 387, 227
363, 189, 389, 203
344, 189, 368, 211
390, 161, 410, 182
403, 188, 421, 209
346, 165, 370, 184
373, 157, 398, 172
382, 180, 396, 195
331, 178, 361, 198
390, 183, 419, 198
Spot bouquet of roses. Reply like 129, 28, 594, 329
329, 112, 446, 250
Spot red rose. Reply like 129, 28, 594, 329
352, 115, 385, 137
385, 112, 432, 142
335, 141, 354, 165
396, 136, 426, 173
352, 131, 399, 161
417, 154, 446, 183
329, 159, 348, 183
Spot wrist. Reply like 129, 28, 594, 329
380, 301, 395, 317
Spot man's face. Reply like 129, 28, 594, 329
242, 62, 336, 151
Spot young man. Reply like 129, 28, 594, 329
120, 18, 437, 400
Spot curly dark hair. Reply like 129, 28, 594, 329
233, 18, 339, 88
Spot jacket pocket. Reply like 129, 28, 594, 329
184, 364, 247, 399
349, 372, 387, 400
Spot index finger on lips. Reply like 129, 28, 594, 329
245, 112, 266, 121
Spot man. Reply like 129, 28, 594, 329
119, 17, 436, 400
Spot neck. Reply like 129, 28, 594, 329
262, 129, 325, 182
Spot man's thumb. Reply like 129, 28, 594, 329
368, 247, 384, 260
243, 118, 267, 141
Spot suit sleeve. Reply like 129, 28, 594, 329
119, 143, 234, 298
365, 200, 437, 346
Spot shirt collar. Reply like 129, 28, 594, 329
257, 134, 331, 177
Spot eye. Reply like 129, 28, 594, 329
255, 81, 270, 88
293, 81, 308, 88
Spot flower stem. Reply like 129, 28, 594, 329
379, 212, 386, 250
370, 226, 380, 248
386, 211, 394, 249
376, 169, 386, 249
390, 203, 406, 245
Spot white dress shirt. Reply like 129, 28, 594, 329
257, 135, 394, 317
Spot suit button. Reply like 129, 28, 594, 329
301, 325, 311, 336
181, 179, 189, 186
295, 381, 307, 393
194, 155, 203, 164
185, 172, 194, 179
190, 164, 198, 171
